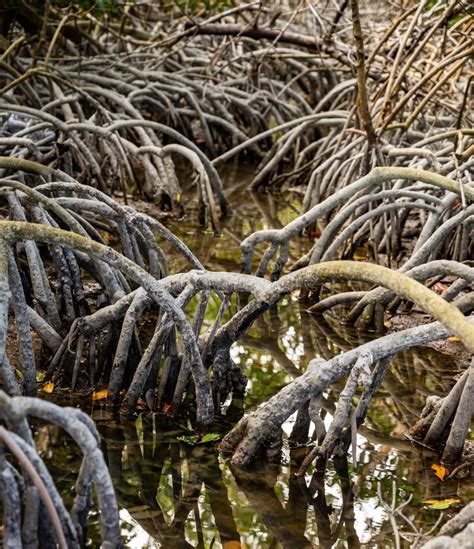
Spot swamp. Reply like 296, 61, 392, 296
0, 0, 472, 547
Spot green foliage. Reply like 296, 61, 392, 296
80, 0, 123, 16
425, 0, 472, 26
167, 0, 234, 13
2, 0, 126, 18
3, 0, 235, 17
177, 432, 221, 445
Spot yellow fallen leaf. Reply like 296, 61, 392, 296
422, 498, 460, 505
447, 336, 461, 342
92, 389, 108, 401
43, 382, 54, 394
431, 463, 449, 481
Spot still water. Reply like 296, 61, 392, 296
37, 308, 470, 548
36, 176, 472, 547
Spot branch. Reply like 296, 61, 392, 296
350, 0, 376, 147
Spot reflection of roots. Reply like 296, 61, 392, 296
220, 319, 473, 471
0, 391, 120, 548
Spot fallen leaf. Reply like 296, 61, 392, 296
92, 389, 108, 401
434, 282, 448, 292
447, 336, 461, 342
199, 433, 221, 444
431, 463, 449, 481
43, 382, 54, 394
427, 502, 451, 510
98, 231, 110, 245
177, 434, 199, 445
162, 403, 172, 414
422, 498, 460, 508
223, 542, 242, 549
177, 432, 221, 446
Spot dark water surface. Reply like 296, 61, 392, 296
36, 174, 472, 548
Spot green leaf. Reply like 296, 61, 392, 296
428, 502, 451, 510
177, 432, 221, 445
423, 498, 460, 510
177, 434, 199, 445
198, 433, 221, 444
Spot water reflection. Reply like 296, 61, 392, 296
36, 300, 470, 548
33, 182, 472, 547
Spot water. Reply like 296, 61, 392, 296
32, 169, 474, 547
37, 316, 470, 548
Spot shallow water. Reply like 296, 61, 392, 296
34, 172, 473, 547
37, 313, 471, 548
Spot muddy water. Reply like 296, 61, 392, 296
36, 172, 472, 548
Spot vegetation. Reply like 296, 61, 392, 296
0, 0, 472, 546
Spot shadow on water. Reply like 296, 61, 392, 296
34, 169, 473, 547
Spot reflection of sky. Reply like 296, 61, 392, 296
185, 487, 221, 547
281, 325, 306, 364
354, 498, 387, 543
120, 509, 161, 548
224, 323, 447, 547
119, 468, 386, 548
230, 344, 244, 364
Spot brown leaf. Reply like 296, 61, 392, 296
433, 282, 448, 292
